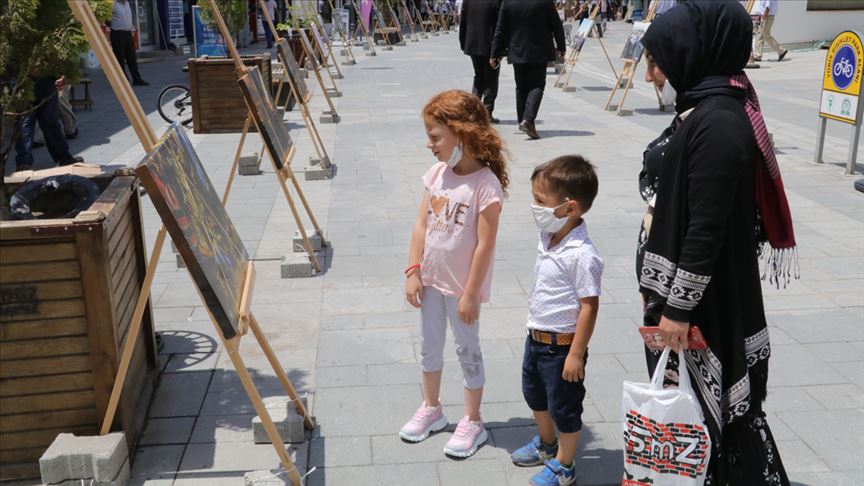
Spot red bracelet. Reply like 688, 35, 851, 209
405, 264, 421, 275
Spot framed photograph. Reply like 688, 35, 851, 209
570, 18, 594, 52
238, 68, 294, 171
276, 38, 310, 103
134, 124, 249, 339
298, 29, 320, 71
310, 22, 330, 60
621, 22, 649, 61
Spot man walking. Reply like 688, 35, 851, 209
109, 0, 149, 86
752, 0, 787, 62
491, 0, 565, 139
14, 76, 84, 171
460, 0, 501, 123
263, 0, 277, 48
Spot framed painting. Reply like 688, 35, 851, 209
571, 18, 594, 52
134, 124, 249, 339
621, 22, 648, 61
310, 22, 330, 60
276, 38, 310, 103
238, 67, 295, 171
298, 29, 320, 71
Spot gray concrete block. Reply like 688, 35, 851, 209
326, 89, 343, 98
252, 396, 310, 444
281, 253, 316, 278
363, 43, 371, 50
382, 45, 394, 51
305, 166, 334, 181
307, 154, 333, 169
319, 111, 341, 124
340, 48, 349, 56
40, 433, 129, 486
299, 68, 309, 79
341, 59, 356, 66
238, 153, 261, 176
244, 469, 292, 485
365, 50, 377, 56
332, 73, 344, 80
563, 86, 578, 93
293, 229, 324, 252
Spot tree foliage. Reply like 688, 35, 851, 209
0, 0, 112, 218
197, 0, 248, 43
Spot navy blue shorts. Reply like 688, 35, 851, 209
522, 335, 588, 433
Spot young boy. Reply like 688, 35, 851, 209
513, 156, 603, 486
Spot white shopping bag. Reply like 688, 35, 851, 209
621, 347, 712, 486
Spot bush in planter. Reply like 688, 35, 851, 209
197, 0, 247, 46
0, 0, 113, 219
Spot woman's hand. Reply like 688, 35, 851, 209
457, 293, 480, 324
405, 273, 423, 309
658, 316, 690, 351
562, 352, 585, 382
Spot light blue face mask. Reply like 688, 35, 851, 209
445, 142, 463, 168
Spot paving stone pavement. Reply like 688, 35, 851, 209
10, 20, 862, 486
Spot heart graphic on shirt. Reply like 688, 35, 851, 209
430, 195, 448, 218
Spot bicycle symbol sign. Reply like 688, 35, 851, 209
832, 45, 857, 90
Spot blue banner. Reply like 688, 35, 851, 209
193, 6, 227, 57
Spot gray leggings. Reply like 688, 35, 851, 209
419, 286, 485, 389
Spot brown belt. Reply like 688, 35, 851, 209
530, 329, 575, 346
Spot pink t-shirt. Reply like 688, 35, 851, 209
421, 162, 504, 303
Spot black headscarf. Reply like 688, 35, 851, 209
641, 0, 753, 112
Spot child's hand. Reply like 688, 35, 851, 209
562, 353, 585, 382
457, 293, 479, 324
405, 274, 424, 308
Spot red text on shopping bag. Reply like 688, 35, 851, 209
624, 410, 710, 479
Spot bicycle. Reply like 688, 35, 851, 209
157, 84, 193, 126
834, 58, 854, 78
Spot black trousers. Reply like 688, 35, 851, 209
470, 54, 499, 116
110, 30, 144, 82
513, 62, 547, 123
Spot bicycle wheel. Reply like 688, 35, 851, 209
157, 84, 193, 126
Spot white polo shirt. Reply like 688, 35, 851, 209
527, 222, 604, 334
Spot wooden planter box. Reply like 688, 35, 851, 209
0, 174, 158, 482
188, 54, 273, 134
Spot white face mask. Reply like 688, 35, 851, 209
531, 201, 570, 233
660, 81, 677, 106
444, 143, 463, 168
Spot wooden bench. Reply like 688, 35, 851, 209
69, 78, 93, 111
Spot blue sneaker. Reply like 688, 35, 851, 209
529, 459, 576, 486
511, 435, 558, 467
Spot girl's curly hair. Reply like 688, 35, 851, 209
422, 90, 510, 195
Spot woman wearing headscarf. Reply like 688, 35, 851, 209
635, 1, 796, 484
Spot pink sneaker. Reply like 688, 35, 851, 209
399, 402, 448, 442
443, 416, 488, 458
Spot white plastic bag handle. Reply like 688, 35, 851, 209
649, 346, 694, 394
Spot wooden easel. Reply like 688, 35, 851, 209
324, 0, 359, 63
386, 3, 408, 45
350, 0, 378, 54
208, 0, 326, 272
399, 0, 420, 41
555, 5, 617, 92
602, 0, 661, 116
258, 0, 333, 171
67, 3, 314, 486
368, 0, 400, 48
310, 21, 345, 79
409, 1, 432, 37
298, 28, 343, 105
422, 0, 442, 35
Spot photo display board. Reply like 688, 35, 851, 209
238, 68, 295, 170
277, 38, 310, 102
134, 124, 249, 339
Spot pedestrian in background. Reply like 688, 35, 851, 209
109, 0, 149, 86
14, 76, 83, 171
491, 0, 566, 140
460, 0, 502, 123
263, 0, 277, 48
751, 0, 788, 62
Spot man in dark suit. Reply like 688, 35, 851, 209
459, 0, 502, 123
491, 0, 565, 139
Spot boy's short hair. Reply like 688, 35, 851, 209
531, 155, 598, 212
